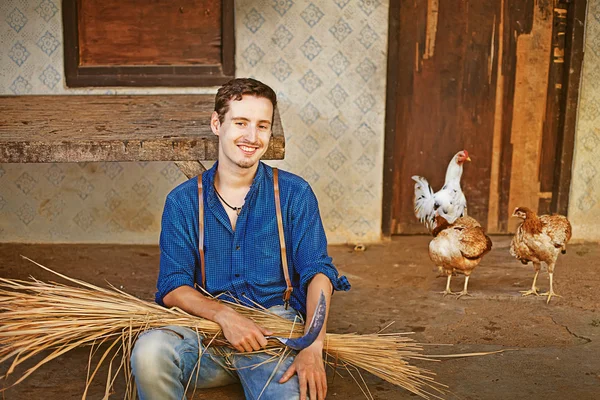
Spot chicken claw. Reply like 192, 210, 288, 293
440, 275, 456, 296
440, 289, 456, 296
540, 272, 561, 303
519, 288, 540, 297
456, 291, 472, 299
540, 290, 561, 304
520, 271, 540, 297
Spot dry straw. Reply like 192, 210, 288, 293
0, 257, 448, 399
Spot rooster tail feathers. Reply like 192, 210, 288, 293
412, 175, 436, 230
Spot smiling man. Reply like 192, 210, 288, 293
131, 78, 350, 400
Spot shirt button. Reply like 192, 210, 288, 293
235, 274, 240, 277
236, 245, 240, 250
241, 292, 246, 296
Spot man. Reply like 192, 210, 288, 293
131, 78, 350, 400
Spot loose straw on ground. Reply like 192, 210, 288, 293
0, 257, 448, 399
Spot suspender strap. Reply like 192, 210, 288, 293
197, 174, 206, 289
197, 168, 292, 308
273, 168, 293, 308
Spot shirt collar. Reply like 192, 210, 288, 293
204, 161, 267, 208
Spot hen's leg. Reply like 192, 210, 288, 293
541, 262, 561, 303
440, 274, 454, 296
520, 262, 541, 296
435, 266, 445, 278
456, 275, 472, 299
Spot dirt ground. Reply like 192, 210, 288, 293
0, 236, 599, 399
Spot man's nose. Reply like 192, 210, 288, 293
245, 124, 258, 142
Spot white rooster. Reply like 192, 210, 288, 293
412, 150, 471, 232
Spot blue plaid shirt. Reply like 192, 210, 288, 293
156, 161, 350, 315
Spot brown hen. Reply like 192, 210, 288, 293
510, 207, 572, 303
429, 215, 493, 298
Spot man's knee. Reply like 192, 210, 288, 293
131, 328, 181, 381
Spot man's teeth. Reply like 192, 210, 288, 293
240, 145, 255, 152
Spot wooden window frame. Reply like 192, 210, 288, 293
62, 0, 235, 87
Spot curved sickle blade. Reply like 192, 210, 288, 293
269, 290, 327, 351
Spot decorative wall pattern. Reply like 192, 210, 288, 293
0, 0, 388, 244
568, 0, 600, 241
236, 0, 388, 243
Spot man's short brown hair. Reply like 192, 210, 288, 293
214, 78, 277, 123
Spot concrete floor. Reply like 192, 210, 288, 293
0, 236, 599, 399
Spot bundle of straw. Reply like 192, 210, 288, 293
0, 257, 447, 399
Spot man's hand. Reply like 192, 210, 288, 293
214, 307, 272, 352
279, 342, 327, 400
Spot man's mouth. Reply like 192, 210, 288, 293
238, 144, 258, 155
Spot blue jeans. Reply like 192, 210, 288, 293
131, 305, 305, 400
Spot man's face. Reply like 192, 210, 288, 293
211, 95, 273, 170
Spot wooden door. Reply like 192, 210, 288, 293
383, 0, 584, 234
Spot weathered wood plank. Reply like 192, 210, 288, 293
552, 0, 587, 216
506, 1, 553, 232
0, 95, 285, 163
175, 161, 207, 179
390, 0, 500, 234
63, 0, 235, 87
78, 0, 222, 66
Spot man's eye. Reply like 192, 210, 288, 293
259, 125, 268, 130
236, 122, 245, 126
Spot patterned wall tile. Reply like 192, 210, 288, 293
272, 58, 293, 81
358, 0, 381, 16
242, 43, 265, 67
272, 25, 294, 49
301, 3, 324, 27
16, 203, 35, 226
298, 70, 322, 93
131, 208, 155, 232
105, 189, 122, 212
8, 41, 29, 66
73, 209, 95, 232
329, 18, 352, 42
74, 176, 94, 200
244, 8, 265, 33
36, 30, 59, 55
132, 177, 154, 199
298, 102, 321, 126
326, 84, 348, 108
39, 194, 65, 221
5, 7, 28, 33
15, 172, 37, 195
272, 0, 294, 17
328, 51, 350, 76
35, 0, 58, 22
44, 164, 65, 186
10, 76, 32, 94
326, 148, 347, 171
300, 36, 322, 60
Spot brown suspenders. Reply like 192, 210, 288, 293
197, 168, 294, 308
273, 168, 294, 307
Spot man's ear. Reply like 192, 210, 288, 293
210, 111, 220, 136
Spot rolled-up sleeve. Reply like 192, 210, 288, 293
290, 185, 351, 296
155, 196, 197, 306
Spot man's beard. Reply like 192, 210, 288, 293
236, 159, 256, 169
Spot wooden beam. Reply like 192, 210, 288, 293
552, 0, 587, 215
381, 0, 401, 237
175, 161, 207, 179
0, 95, 285, 163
